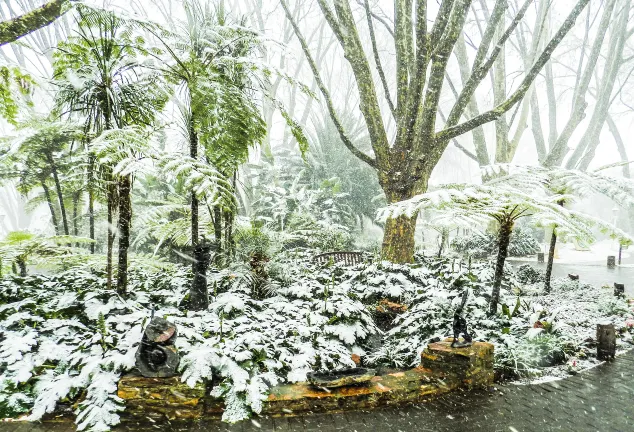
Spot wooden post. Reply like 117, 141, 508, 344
618, 243, 623, 265
607, 256, 616, 269
537, 252, 544, 263
596, 323, 616, 361
614, 283, 625, 297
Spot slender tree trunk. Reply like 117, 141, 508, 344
88, 153, 95, 254
49, 158, 69, 235
544, 228, 557, 293
116, 174, 132, 295
188, 111, 209, 310
42, 181, 60, 235
213, 205, 223, 266
106, 175, 117, 291
437, 230, 448, 258
189, 119, 199, 249
72, 190, 79, 247
490, 217, 514, 315
190, 239, 211, 311
17, 258, 26, 277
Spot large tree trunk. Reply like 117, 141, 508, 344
382, 214, 418, 263
544, 228, 557, 293
116, 174, 132, 295
490, 217, 514, 315
42, 181, 60, 235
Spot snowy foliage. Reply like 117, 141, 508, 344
452, 225, 541, 258
1, 249, 633, 428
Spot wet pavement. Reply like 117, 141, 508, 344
511, 259, 634, 296
3, 349, 633, 432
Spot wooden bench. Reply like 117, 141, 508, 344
313, 251, 366, 266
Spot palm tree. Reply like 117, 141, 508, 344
484, 164, 634, 292
53, 5, 167, 294
0, 119, 81, 237
380, 181, 632, 315
141, 0, 269, 310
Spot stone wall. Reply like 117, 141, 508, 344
117, 374, 205, 421
117, 341, 494, 421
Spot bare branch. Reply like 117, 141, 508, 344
363, 0, 396, 117
279, 0, 377, 168
437, 0, 591, 143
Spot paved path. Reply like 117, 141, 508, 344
3, 349, 633, 432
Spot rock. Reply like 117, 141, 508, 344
420, 341, 494, 389
376, 299, 408, 314
351, 353, 361, 366
307, 368, 376, 388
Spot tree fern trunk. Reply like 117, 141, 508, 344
17, 258, 27, 277
544, 228, 557, 293
188, 111, 209, 310
42, 181, 60, 235
490, 217, 514, 315
116, 174, 132, 296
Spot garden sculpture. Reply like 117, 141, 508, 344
451, 290, 473, 348
135, 308, 179, 377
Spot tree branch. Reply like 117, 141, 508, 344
280, 0, 377, 168
445, 0, 527, 130
363, 0, 396, 117
0, 0, 72, 47
542, 0, 618, 167
437, 0, 591, 143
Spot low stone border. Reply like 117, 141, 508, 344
117, 341, 494, 421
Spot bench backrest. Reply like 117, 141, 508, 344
313, 251, 365, 266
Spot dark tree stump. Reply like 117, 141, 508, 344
596, 323, 616, 361
537, 252, 545, 263
607, 256, 616, 269
614, 283, 625, 297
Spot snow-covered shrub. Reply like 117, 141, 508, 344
367, 257, 517, 368
496, 334, 567, 376
0, 255, 377, 428
516, 264, 544, 285
452, 226, 540, 258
